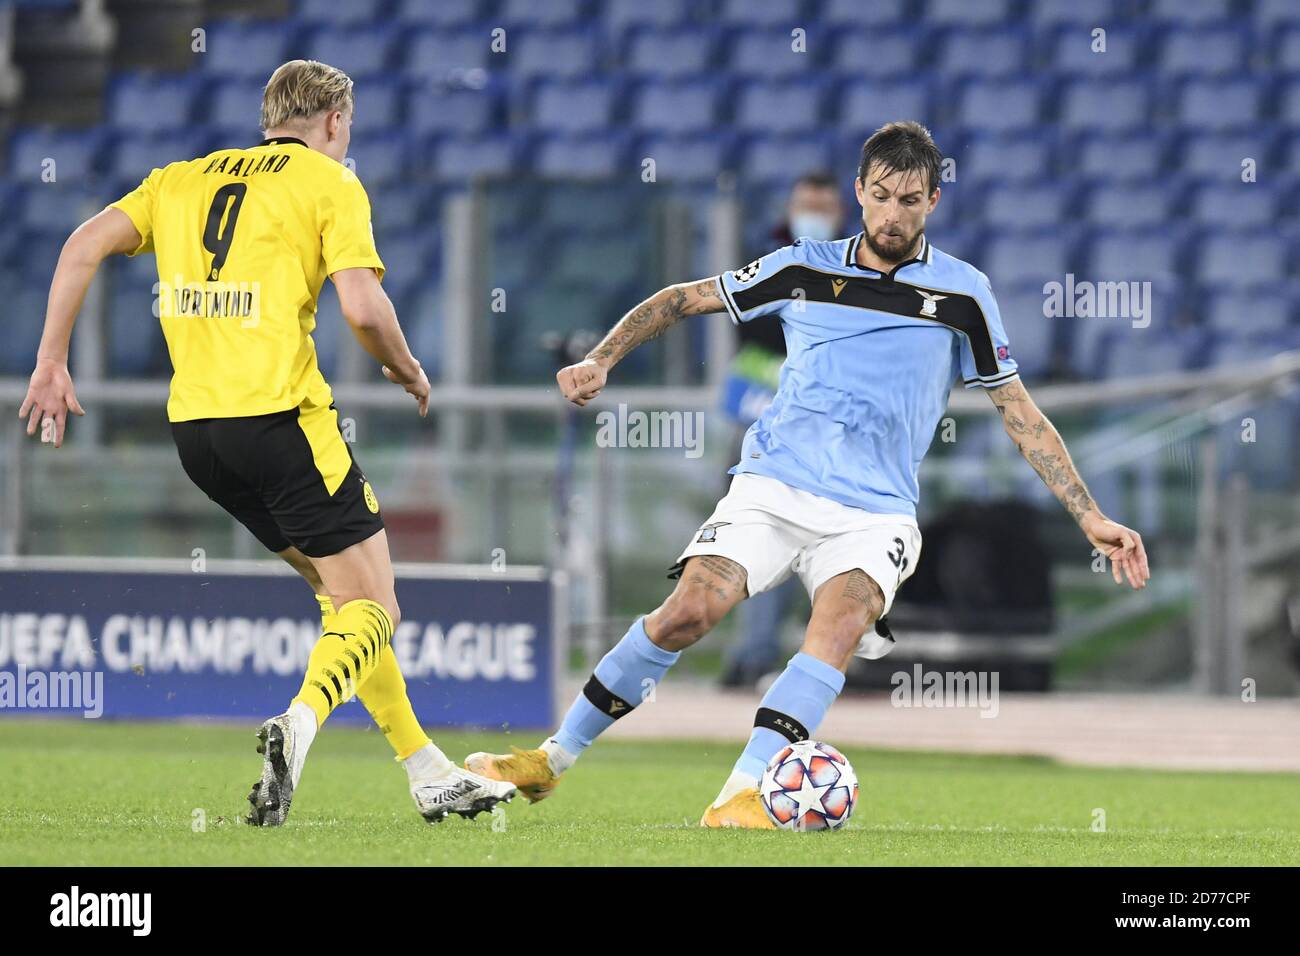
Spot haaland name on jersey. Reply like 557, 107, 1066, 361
198, 150, 294, 178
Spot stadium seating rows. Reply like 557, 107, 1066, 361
2, 0, 1297, 380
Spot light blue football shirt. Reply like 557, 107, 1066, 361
715, 232, 1019, 517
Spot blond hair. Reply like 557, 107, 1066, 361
260, 60, 354, 132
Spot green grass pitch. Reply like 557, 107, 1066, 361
2, 719, 1298, 866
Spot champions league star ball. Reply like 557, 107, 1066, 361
759, 740, 858, 831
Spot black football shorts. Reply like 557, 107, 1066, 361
170, 398, 384, 558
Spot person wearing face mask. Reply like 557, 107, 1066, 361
717, 172, 847, 689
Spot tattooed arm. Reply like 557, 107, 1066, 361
988, 379, 1150, 589
555, 279, 726, 407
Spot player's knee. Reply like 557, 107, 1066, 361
813, 597, 883, 659
650, 589, 723, 651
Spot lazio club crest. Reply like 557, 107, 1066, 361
696, 521, 730, 543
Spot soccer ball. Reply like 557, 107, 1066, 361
759, 740, 858, 831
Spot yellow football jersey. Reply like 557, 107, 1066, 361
110, 136, 385, 422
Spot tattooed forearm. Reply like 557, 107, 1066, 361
586, 279, 725, 366
992, 382, 1098, 526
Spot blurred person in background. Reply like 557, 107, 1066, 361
719, 171, 846, 689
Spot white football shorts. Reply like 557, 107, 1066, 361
673, 473, 922, 659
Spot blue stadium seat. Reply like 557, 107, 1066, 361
604, 0, 692, 34
1178, 130, 1277, 177
106, 74, 197, 133
1187, 180, 1279, 228
831, 27, 918, 76
740, 134, 834, 185
406, 85, 497, 135
1278, 79, 1300, 127
104, 131, 213, 179
374, 228, 439, 294
983, 230, 1070, 285
18, 185, 95, 232
958, 132, 1054, 184
207, 81, 267, 133
926, 0, 1012, 27
636, 134, 733, 184
533, 133, 631, 178
838, 79, 932, 134
106, 281, 170, 377
1072, 132, 1167, 181
304, 25, 396, 79
509, 30, 600, 79
350, 80, 404, 135
1059, 76, 1151, 131
404, 285, 445, 379
1046, 24, 1142, 74
498, 0, 583, 27
937, 26, 1031, 76
624, 27, 717, 76
344, 135, 408, 186
1080, 182, 1173, 228
716, 0, 801, 26
728, 29, 818, 77
632, 79, 721, 133
1030, 0, 1124, 26
981, 182, 1070, 229
1178, 79, 1261, 129
200, 21, 290, 79
1097, 329, 1203, 380
536, 184, 637, 234
1148, 0, 1232, 24
1196, 231, 1288, 287
432, 134, 518, 182
1256, 0, 1300, 28
1160, 24, 1248, 75
1278, 25, 1300, 71
1088, 229, 1182, 281
821, 0, 907, 24
3, 286, 50, 373
8, 128, 104, 183
1203, 291, 1293, 334
994, 282, 1058, 379
404, 29, 493, 76
295, 0, 385, 26
392, 0, 484, 28
954, 78, 1041, 132
734, 80, 825, 135
531, 80, 617, 132
370, 184, 435, 235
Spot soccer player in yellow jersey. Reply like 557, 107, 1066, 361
17, 60, 515, 826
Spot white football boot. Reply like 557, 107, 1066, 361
411, 766, 517, 824
245, 712, 308, 827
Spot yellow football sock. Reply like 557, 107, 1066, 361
315, 594, 335, 628
314, 593, 430, 759
359, 650, 433, 760
291, 598, 393, 726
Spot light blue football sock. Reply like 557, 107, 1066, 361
734, 651, 845, 781
552, 616, 680, 757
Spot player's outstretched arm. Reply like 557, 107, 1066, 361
556, 278, 725, 406
987, 379, 1150, 590
331, 266, 429, 418
19, 207, 142, 447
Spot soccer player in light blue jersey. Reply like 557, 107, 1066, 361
467, 121, 1151, 827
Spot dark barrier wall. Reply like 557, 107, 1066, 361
0, 563, 554, 728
